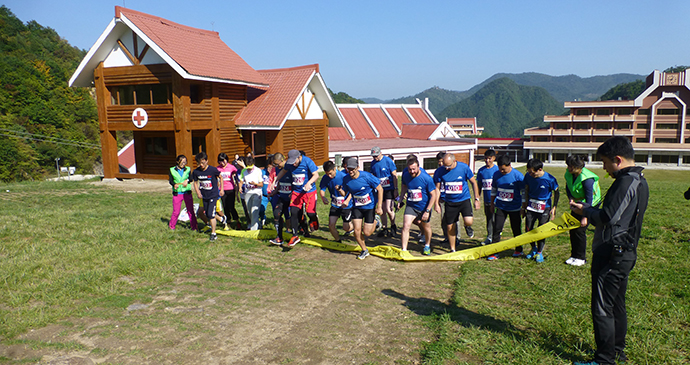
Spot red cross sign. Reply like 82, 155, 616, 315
132, 108, 148, 129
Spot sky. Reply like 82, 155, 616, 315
4, 0, 690, 100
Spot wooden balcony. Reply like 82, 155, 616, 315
592, 129, 613, 136
544, 115, 572, 122
573, 115, 593, 122
572, 129, 592, 136
593, 115, 614, 122
552, 129, 572, 136
524, 127, 551, 136
613, 115, 635, 122
613, 129, 635, 136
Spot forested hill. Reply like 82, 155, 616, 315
437, 78, 565, 138
0, 6, 99, 182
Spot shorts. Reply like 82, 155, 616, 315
352, 207, 375, 224
329, 206, 353, 222
405, 205, 431, 223
271, 196, 291, 220
382, 189, 395, 200
290, 190, 317, 214
444, 199, 473, 226
202, 197, 219, 219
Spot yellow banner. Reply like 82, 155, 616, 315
215, 213, 581, 261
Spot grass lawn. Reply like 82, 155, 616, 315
0, 166, 689, 364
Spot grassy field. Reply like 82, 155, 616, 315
0, 166, 689, 364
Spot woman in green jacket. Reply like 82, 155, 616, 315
564, 155, 601, 266
169, 155, 198, 231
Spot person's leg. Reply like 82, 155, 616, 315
272, 198, 284, 242
535, 211, 550, 253
524, 211, 538, 252
183, 192, 197, 231
439, 200, 449, 241
460, 199, 474, 239
226, 190, 239, 221
570, 212, 587, 260
206, 198, 217, 235
305, 191, 319, 231
400, 213, 416, 251
384, 198, 396, 230
341, 209, 352, 234
445, 202, 461, 252
484, 203, 494, 244
508, 211, 522, 253
328, 211, 341, 241
170, 194, 184, 230
492, 208, 507, 244
247, 193, 261, 230
352, 219, 365, 250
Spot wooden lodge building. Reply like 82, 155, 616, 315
69, 7, 346, 179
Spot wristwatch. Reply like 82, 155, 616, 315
424, 209, 431, 213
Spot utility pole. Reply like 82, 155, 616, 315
55, 157, 61, 178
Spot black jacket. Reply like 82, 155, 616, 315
584, 166, 649, 254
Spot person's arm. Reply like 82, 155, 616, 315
398, 183, 408, 210
169, 170, 176, 188
550, 188, 560, 220
522, 183, 530, 212
582, 179, 595, 205
469, 176, 481, 210
375, 185, 384, 215
583, 176, 635, 228
218, 173, 224, 196
434, 182, 442, 212
304, 170, 319, 192
193, 179, 202, 200
319, 187, 329, 205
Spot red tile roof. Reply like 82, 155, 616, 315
384, 107, 413, 130
400, 124, 437, 140
235, 64, 317, 128
447, 117, 476, 126
329, 138, 471, 153
116, 6, 267, 86
408, 108, 434, 124
329, 127, 351, 141
117, 141, 135, 169
340, 108, 377, 139
362, 107, 399, 138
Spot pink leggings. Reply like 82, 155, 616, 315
170, 191, 197, 230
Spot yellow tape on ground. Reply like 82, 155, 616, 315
215, 213, 581, 262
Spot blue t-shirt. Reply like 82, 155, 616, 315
285, 156, 318, 193
370, 156, 397, 191
433, 162, 474, 203
491, 168, 524, 212
192, 166, 221, 200
402, 168, 436, 211
342, 171, 380, 210
524, 172, 559, 212
320, 170, 353, 209
433, 167, 446, 201
476, 164, 499, 204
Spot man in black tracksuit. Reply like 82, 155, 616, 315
570, 136, 649, 365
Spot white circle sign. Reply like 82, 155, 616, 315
132, 107, 148, 129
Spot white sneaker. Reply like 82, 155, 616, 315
482, 238, 492, 246
570, 258, 586, 267
565, 257, 575, 265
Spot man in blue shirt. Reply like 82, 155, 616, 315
370, 146, 398, 238
487, 154, 525, 260
337, 158, 383, 260
320, 160, 353, 242
399, 155, 438, 255
434, 153, 481, 252
522, 158, 559, 263
476, 149, 499, 245
432, 151, 458, 245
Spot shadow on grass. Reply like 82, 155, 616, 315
382, 288, 589, 362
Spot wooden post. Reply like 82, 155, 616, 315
94, 63, 118, 178
208, 83, 221, 160
172, 73, 192, 160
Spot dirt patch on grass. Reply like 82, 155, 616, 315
1, 241, 462, 364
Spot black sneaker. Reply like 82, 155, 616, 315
377, 228, 388, 238
389, 225, 397, 238
465, 226, 474, 239
209, 233, 217, 242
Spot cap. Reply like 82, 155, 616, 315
346, 158, 359, 169
286, 149, 300, 165
370, 146, 381, 157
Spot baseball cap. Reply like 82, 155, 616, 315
370, 146, 381, 157
346, 158, 359, 169
286, 149, 300, 165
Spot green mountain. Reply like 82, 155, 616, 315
599, 80, 645, 101
0, 6, 99, 181
329, 89, 364, 104
384, 86, 470, 115
437, 78, 565, 138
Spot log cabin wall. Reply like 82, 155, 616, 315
280, 112, 329, 165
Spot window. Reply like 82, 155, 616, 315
596, 109, 611, 116
190, 84, 202, 104
684, 156, 690, 164
595, 123, 610, 130
657, 108, 680, 115
637, 109, 650, 115
637, 123, 648, 129
554, 123, 569, 129
635, 137, 649, 143
363, 161, 372, 172
573, 137, 589, 142
617, 108, 631, 115
533, 153, 548, 161
554, 137, 569, 143
595, 137, 608, 142
109, 84, 171, 105
655, 138, 678, 143
652, 154, 676, 163
553, 153, 567, 161
616, 123, 631, 130
145, 137, 169, 155
395, 158, 406, 173
685, 138, 690, 144
635, 155, 647, 163
192, 135, 206, 155
534, 137, 548, 142
575, 109, 590, 116
423, 158, 437, 171
656, 124, 678, 129
574, 123, 589, 130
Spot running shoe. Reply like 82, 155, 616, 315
309, 220, 319, 232
389, 225, 397, 238
422, 245, 431, 256
287, 235, 300, 247
374, 215, 382, 230
357, 249, 370, 260
199, 225, 210, 233
418, 234, 426, 244
377, 228, 389, 238
270, 237, 283, 246
525, 248, 538, 260
465, 226, 474, 238
570, 258, 586, 266
487, 254, 499, 261
565, 257, 575, 265
481, 238, 492, 246
343, 229, 354, 237
209, 233, 217, 242
535, 252, 544, 263
512, 250, 524, 258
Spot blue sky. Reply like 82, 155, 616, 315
5, 0, 690, 100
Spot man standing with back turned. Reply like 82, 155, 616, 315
570, 136, 648, 365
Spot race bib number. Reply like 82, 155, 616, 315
526, 199, 546, 213
497, 188, 514, 202
292, 173, 306, 186
333, 196, 345, 206
408, 188, 423, 202
279, 182, 292, 194
445, 181, 463, 194
354, 193, 372, 207
220, 171, 232, 182
482, 179, 493, 191
379, 176, 391, 188
200, 180, 212, 190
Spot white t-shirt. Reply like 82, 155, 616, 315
240, 167, 263, 195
